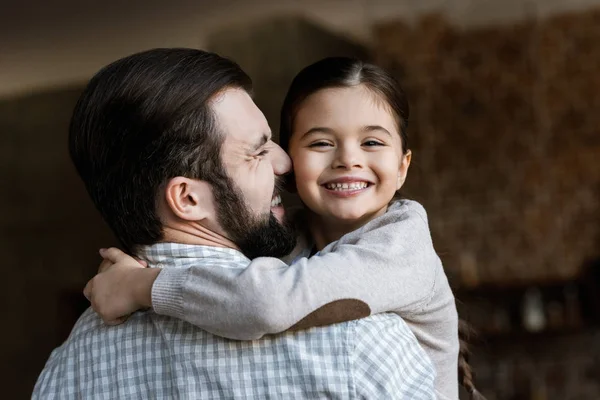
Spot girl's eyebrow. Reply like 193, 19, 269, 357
300, 125, 392, 139
299, 126, 336, 139
362, 125, 392, 138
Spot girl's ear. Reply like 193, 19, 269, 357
397, 149, 412, 190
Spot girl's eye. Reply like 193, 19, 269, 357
363, 140, 384, 146
308, 141, 333, 148
257, 149, 269, 157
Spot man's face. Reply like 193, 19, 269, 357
211, 88, 296, 259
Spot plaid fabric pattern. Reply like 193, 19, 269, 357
33, 243, 435, 399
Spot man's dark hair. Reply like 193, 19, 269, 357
69, 48, 252, 253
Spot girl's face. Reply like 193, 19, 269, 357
288, 85, 411, 225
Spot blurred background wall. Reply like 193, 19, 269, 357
1, 0, 599, 398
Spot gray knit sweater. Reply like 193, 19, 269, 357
152, 199, 459, 399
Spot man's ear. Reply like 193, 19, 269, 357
397, 149, 412, 190
164, 177, 214, 221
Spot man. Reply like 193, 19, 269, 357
33, 48, 435, 399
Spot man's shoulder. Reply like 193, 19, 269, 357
60, 308, 105, 341
351, 313, 431, 371
49, 308, 166, 355
41, 308, 113, 362
352, 313, 416, 342
350, 313, 436, 399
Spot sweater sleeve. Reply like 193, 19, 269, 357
151, 200, 439, 340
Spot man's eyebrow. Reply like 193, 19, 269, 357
362, 125, 392, 137
251, 133, 270, 151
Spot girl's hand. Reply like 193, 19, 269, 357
83, 248, 153, 325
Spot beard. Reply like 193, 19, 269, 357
211, 175, 297, 260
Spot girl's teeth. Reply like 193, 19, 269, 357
326, 182, 368, 191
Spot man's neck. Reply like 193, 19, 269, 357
161, 222, 240, 251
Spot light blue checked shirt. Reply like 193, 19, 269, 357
33, 243, 436, 399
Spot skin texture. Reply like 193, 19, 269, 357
289, 85, 411, 249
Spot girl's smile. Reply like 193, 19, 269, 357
289, 85, 411, 225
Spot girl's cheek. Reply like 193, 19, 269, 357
291, 154, 312, 176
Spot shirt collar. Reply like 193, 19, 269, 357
136, 242, 249, 266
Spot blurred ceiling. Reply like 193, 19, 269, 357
1, 0, 599, 97
1, 0, 203, 36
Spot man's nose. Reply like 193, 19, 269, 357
271, 143, 292, 176
331, 144, 363, 170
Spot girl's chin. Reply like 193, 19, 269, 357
317, 204, 389, 226
323, 211, 371, 224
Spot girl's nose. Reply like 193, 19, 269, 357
331, 145, 363, 170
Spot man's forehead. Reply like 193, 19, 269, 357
211, 88, 271, 148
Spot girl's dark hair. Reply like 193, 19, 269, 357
459, 320, 487, 400
279, 56, 486, 400
279, 57, 409, 154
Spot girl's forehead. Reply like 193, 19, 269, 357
293, 86, 399, 132
301, 85, 384, 107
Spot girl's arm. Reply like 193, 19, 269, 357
91, 200, 440, 339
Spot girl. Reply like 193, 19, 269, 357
87, 57, 484, 399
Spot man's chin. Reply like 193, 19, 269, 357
234, 214, 297, 260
